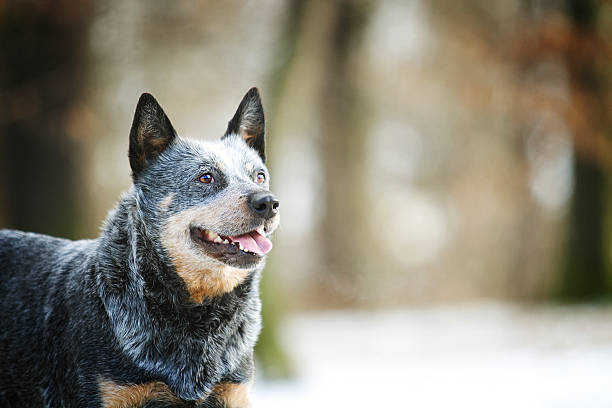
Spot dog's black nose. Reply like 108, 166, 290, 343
249, 191, 279, 219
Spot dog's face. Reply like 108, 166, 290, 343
127, 89, 279, 301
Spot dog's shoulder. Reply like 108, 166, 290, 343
1, 228, 94, 260
0, 228, 67, 247
0, 229, 97, 286
1, 229, 67, 267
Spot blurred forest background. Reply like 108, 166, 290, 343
2, 0, 612, 405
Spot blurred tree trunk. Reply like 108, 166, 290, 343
562, 159, 607, 299
560, 0, 609, 300
254, 0, 307, 379
319, 0, 372, 305
0, 1, 93, 238
256, 0, 373, 377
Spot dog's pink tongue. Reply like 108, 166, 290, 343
230, 231, 273, 255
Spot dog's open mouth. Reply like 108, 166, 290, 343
189, 225, 272, 267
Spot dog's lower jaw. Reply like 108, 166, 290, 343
189, 226, 264, 269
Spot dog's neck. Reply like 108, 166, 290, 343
96, 190, 161, 285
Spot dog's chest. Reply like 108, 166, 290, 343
207, 295, 260, 368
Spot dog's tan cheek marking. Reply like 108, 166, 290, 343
159, 193, 174, 211
185, 263, 249, 303
213, 381, 252, 408
160, 205, 250, 303
98, 379, 178, 408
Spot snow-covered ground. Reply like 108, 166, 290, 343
253, 302, 612, 407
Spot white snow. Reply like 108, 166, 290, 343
253, 302, 612, 407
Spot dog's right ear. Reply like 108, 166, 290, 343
129, 93, 177, 180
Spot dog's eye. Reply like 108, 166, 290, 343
256, 172, 266, 184
199, 173, 214, 184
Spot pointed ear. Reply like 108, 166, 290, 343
129, 93, 177, 180
223, 87, 266, 162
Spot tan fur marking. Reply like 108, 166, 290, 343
98, 379, 178, 408
159, 193, 174, 211
213, 381, 252, 408
241, 131, 256, 144
148, 135, 169, 151
160, 196, 252, 303
137, 124, 146, 144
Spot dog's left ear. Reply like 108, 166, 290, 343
129, 93, 177, 180
223, 87, 266, 162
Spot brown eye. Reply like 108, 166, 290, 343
199, 173, 214, 184
256, 172, 266, 184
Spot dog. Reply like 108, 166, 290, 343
0, 87, 279, 407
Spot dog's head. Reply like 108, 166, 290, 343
127, 88, 279, 300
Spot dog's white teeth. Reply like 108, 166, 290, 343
205, 230, 219, 241
213, 236, 223, 244
223, 239, 229, 244
238, 242, 244, 250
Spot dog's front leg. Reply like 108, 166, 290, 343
140, 401, 191, 408
201, 381, 252, 408
201, 352, 254, 408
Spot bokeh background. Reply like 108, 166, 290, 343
2, 0, 612, 406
